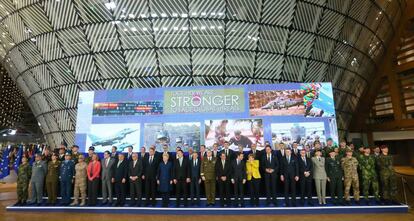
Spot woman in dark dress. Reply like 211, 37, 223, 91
157, 153, 173, 207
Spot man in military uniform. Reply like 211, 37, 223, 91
71, 145, 81, 164
359, 146, 380, 205
85, 146, 95, 164
46, 154, 60, 205
58, 147, 66, 161
42, 147, 52, 162
341, 148, 360, 205
29, 153, 47, 205
71, 154, 87, 206
16, 156, 31, 206
337, 140, 348, 159
325, 149, 344, 205
377, 145, 397, 204
201, 149, 216, 206
59, 153, 75, 205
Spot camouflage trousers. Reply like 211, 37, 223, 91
381, 174, 397, 200
362, 176, 380, 200
344, 175, 360, 201
73, 178, 87, 201
17, 181, 29, 202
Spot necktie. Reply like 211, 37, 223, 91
179, 158, 182, 167
134, 160, 136, 168
226, 149, 228, 156
288, 156, 290, 164
268, 154, 271, 163
194, 160, 197, 167
303, 157, 306, 166
117, 161, 121, 168
318, 157, 321, 161
106, 158, 109, 168
150, 156, 153, 164
222, 160, 225, 169
237, 160, 239, 165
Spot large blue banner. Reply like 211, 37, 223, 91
75, 83, 338, 153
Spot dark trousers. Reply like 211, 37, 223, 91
161, 192, 170, 207
264, 173, 277, 204
145, 178, 157, 206
115, 181, 126, 205
176, 179, 188, 206
300, 176, 312, 203
190, 177, 200, 204
130, 180, 142, 205
249, 178, 260, 206
329, 177, 344, 203
87, 178, 99, 205
60, 180, 72, 204
284, 177, 296, 206
218, 179, 230, 206
233, 178, 244, 206
46, 180, 58, 204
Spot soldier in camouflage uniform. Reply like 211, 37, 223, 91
71, 145, 82, 164
325, 149, 344, 205
45, 154, 60, 205
341, 148, 360, 205
358, 146, 380, 204
71, 154, 88, 206
377, 145, 397, 204
16, 156, 31, 206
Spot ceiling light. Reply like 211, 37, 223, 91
105, 1, 116, 10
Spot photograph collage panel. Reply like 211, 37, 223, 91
86, 123, 140, 153
144, 122, 201, 152
204, 119, 264, 151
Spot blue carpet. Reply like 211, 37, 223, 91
6, 198, 409, 215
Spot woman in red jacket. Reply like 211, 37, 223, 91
87, 153, 101, 206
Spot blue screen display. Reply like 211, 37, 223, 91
75, 82, 338, 153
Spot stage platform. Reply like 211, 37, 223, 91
6, 197, 409, 215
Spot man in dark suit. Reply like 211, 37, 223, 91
298, 149, 313, 206
126, 146, 134, 162
220, 141, 235, 161
248, 143, 262, 160
138, 146, 147, 161
112, 154, 128, 206
231, 152, 246, 207
276, 143, 286, 162
189, 151, 201, 206
280, 148, 299, 207
128, 153, 143, 206
261, 145, 279, 206
291, 142, 300, 159
111, 146, 119, 161
173, 150, 190, 207
143, 147, 158, 206
215, 152, 232, 207
199, 145, 207, 161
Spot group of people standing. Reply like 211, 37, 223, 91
15, 139, 398, 208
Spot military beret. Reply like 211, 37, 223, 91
65, 152, 71, 156
346, 148, 353, 152
327, 138, 333, 141
89, 146, 95, 151
328, 148, 335, 153
363, 146, 370, 149
72, 145, 79, 149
